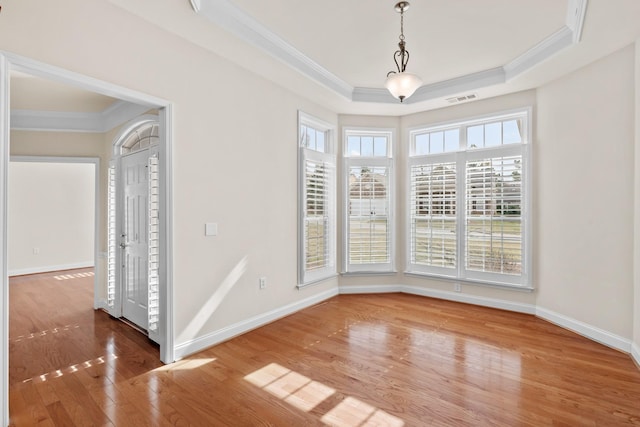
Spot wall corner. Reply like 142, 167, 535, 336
633, 39, 640, 359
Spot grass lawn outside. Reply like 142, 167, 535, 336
412, 216, 522, 274
306, 215, 522, 275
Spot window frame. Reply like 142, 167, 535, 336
406, 108, 532, 289
298, 111, 337, 287
342, 127, 396, 274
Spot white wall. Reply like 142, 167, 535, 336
8, 161, 95, 275
0, 0, 339, 357
10, 130, 110, 250
537, 45, 635, 341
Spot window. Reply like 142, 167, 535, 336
408, 110, 530, 288
120, 121, 159, 155
343, 129, 394, 272
298, 112, 337, 286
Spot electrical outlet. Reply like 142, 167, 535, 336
259, 277, 267, 290
454, 283, 461, 292
33, 247, 40, 255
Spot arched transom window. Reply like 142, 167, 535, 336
120, 122, 159, 155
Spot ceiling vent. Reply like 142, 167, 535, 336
446, 93, 478, 104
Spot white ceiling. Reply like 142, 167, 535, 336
11, 0, 640, 117
176, 0, 640, 114
230, 0, 569, 89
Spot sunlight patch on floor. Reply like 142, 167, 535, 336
321, 396, 404, 427
21, 354, 118, 384
153, 358, 217, 372
53, 271, 95, 280
244, 362, 404, 425
12, 324, 80, 342
245, 362, 335, 412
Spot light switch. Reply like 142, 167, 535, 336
205, 223, 218, 236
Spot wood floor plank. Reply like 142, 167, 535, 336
9, 270, 640, 426
44, 402, 74, 427
11, 382, 53, 426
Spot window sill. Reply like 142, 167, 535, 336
340, 271, 398, 277
403, 271, 534, 292
297, 273, 339, 289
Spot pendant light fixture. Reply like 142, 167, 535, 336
385, 1, 423, 103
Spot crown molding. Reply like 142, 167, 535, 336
407, 67, 506, 104
197, 0, 353, 99
101, 100, 152, 132
351, 87, 397, 104
11, 110, 102, 132
353, 67, 506, 104
189, 0, 201, 13
10, 100, 151, 133
194, 0, 588, 104
503, 26, 574, 81
566, 0, 589, 43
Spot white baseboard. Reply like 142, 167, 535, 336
9, 261, 94, 277
341, 284, 636, 356
95, 299, 108, 311
339, 284, 402, 294
174, 287, 339, 360
631, 342, 640, 367
536, 307, 632, 353
173, 283, 636, 364
398, 284, 537, 315
339, 284, 536, 315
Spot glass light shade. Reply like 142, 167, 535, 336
385, 72, 423, 102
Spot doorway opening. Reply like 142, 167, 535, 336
0, 52, 175, 425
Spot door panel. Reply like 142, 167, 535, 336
121, 150, 149, 330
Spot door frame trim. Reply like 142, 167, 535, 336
0, 51, 176, 426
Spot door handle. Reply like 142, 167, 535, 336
120, 242, 127, 249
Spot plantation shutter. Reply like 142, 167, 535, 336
106, 161, 117, 311
409, 161, 457, 273
303, 156, 334, 275
347, 166, 391, 267
147, 151, 160, 343
465, 155, 522, 277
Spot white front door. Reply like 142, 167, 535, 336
121, 149, 149, 330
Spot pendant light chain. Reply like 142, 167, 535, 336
399, 8, 405, 41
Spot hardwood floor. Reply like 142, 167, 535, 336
9, 269, 640, 426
